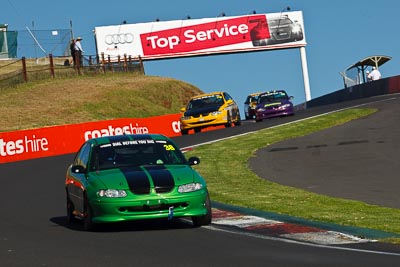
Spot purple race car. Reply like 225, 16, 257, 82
255, 90, 294, 122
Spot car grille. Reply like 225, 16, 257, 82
131, 188, 151, 195
118, 202, 189, 213
192, 113, 210, 118
265, 105, 280, 110
190, 119, 215, 125
130, 186, 173, 195
273, 31, 291, 41
154, 186, 174, 193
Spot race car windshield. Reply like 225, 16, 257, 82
90, 141, 188, 171
269, 17, 293, 27
249, 96, 259, 102
259, 92, 288, 103
187, 95, 224, 110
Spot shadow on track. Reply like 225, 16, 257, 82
49, 216, 196, 232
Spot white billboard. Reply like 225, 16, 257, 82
94, 11, 306, 61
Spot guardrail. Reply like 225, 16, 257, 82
305, 75, 400, 108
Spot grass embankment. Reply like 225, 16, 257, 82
186, 108, 400, 243
0, 73, 202, 132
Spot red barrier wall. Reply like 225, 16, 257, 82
0, 114, 181, 164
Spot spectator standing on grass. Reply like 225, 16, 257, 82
69, 38, 76, 66
74, 37, 84, 66
367, 66, 381, 81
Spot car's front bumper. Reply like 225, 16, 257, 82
256, 106, 294, 120
88, 190, 209, 223
180, 111, 229, 131
245, 108, 256, 119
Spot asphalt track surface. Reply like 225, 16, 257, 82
1, 94, 399, 266
250, 95, 400, 209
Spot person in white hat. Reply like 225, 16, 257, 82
367, 66, 381, 81
366, 70, 371, 82
74, 37, 84, 66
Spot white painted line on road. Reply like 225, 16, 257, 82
205, 225, 400, 257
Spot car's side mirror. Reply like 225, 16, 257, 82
180, 107, 186, 112
71, 165, 86, 174
188, 156, 200, 166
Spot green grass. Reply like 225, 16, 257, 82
186, 108, 400, 243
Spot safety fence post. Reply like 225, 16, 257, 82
49, 54, 55, 78
21, 57, 28, 82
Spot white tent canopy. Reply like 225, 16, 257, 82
340, 55, 391, 87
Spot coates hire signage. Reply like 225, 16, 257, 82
0, 114, 182, 164
94, 11, 306, 60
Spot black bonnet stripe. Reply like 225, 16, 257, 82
145, 165, 175, 193
121, 166, 150, 195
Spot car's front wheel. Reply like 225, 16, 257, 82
66, 195, 77, 224
225, 113, 232, 128
234, 113, 241, 126
83, 195, 96, 231
192, 192, 212, 227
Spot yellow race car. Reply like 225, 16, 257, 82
180, 92, 241, 135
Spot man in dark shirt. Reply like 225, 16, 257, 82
70, 39, 76, 66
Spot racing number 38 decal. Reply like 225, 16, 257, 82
164, 145, 175, 151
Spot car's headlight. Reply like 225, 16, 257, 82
292, 25, 302, 33
211, 111, 222, 116
97, 189, 127, 198
181, 116, 191, 120
257, 108, 266, 112
178, 183, 203, 193
278, 104, 291, 109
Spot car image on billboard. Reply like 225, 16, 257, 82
252, 14, 304, 47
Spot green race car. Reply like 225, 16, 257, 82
65, 134, 211, 231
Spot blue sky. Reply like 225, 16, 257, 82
3, 0, 399, 114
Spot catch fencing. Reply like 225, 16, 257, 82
1, 28, 71, 59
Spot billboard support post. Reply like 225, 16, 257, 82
300, 46, 311, 102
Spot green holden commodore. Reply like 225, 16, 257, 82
65, 134, 211, 231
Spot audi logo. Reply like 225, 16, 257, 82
105, 33, 134, 45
